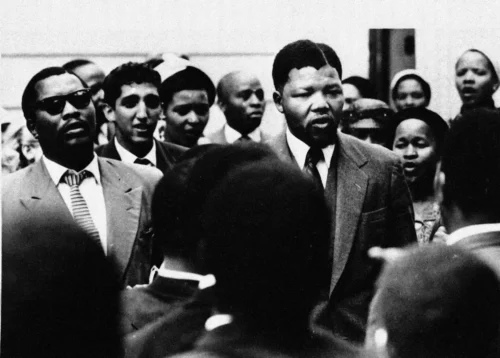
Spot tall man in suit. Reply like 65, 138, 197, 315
3, 66, 162, 287
265, 40, 416, 342
97, 62, 186, 171
204, 71, 266, 144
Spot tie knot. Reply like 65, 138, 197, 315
63, 170, 91, 186
134, 158, 153, 166
305, 147, 324, 166
237, 135, 251, 142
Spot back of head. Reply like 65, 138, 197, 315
199, 158, 330, 327
3, 211, 120, 358
368, 245, 500, 358
102, 62, 161, 107
441, 108, 500, 217
272, 39, 342, 92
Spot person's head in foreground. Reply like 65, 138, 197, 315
436, 107, 500, 233
455, 49, 500, 111
198, 157, 330, 342
390, 70, 431, 112
366, 245, 500, 358
3, 212, 120, 358
343, 98, 394, 147
273, 40, 343, 149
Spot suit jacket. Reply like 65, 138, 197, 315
263, 131, 416, 342
120, 276, 201, 334
454, 231, 500, 279
123, 285, 214, 358
171, 321, 364, 358
96, 139, 187, 173
2, 157, 162, 287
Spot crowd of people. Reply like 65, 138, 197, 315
3, 39, 500, 357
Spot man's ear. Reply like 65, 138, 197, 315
102, 103, 116, 122
26, 118, 38, 139
434, 162, 446, 206
217, 98, 226, 113
273, 91, 284, 113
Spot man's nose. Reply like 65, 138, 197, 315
404, 145, 417, 157
61, 99, 80, 119
311, 92, 329, 112
136, 101, 148, 119
185, 111, 199, 124
249, 93, 263, 107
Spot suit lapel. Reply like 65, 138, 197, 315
20, 160, 74, 222
99, 158, 142, 280
262, 129, 295, 164
330, 134, 368, 293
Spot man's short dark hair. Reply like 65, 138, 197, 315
441, 108, 500, 216
199, 158, 330, 324
102, 62, 161, 108
152, 143, 276, 261
62, 59, 94, 72
272, 40, 342, 92
21, 67, 87, 123
370, 245, 500, 358
159, 66, 216, 107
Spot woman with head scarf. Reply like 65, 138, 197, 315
390, 70, 431, 112
454, 48, 500, 116
391, 107, 448, 244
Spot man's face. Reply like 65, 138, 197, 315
30, 73, 96, 159
274, 65, 343, 147
220, 73, 265, 135
164, 89, 210, 147
104, 83, 161, 151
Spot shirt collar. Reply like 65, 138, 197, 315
224, 123, 261, 144
285, 126, 334, 169
447, 223, 500, 246
205, 314, 234, 331
43, 154, 101, 185
114, 137, 157, 166
151, 266, 216, 289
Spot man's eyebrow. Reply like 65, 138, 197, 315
120, 94, 140, 101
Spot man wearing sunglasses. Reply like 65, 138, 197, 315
3, 66, 162, 287
204, 71, 266, 144
97, 62, 186, 172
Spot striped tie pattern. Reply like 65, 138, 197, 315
63, 170, 102, 250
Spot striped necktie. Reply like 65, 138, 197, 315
304, 147, 324, 190
62, 170, 102, 250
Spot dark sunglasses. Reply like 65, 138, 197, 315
34, 89, 92, 115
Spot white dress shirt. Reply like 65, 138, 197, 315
286, 127, 335, 188
43, 155, 107, 254
224, 124, 261, 144
446, 223, 500, 246
114, 138, 157, 166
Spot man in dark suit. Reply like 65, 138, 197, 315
205, 71, 266, 144
3, 66, 162, 287
174, 156, 361, 358
264, 40, 416, 342
435, 108, 500, 278
96, 62, 186, 171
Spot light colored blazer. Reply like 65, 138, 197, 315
2, 157, 162, 287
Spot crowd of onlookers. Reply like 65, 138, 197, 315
3, 39, 500, 357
